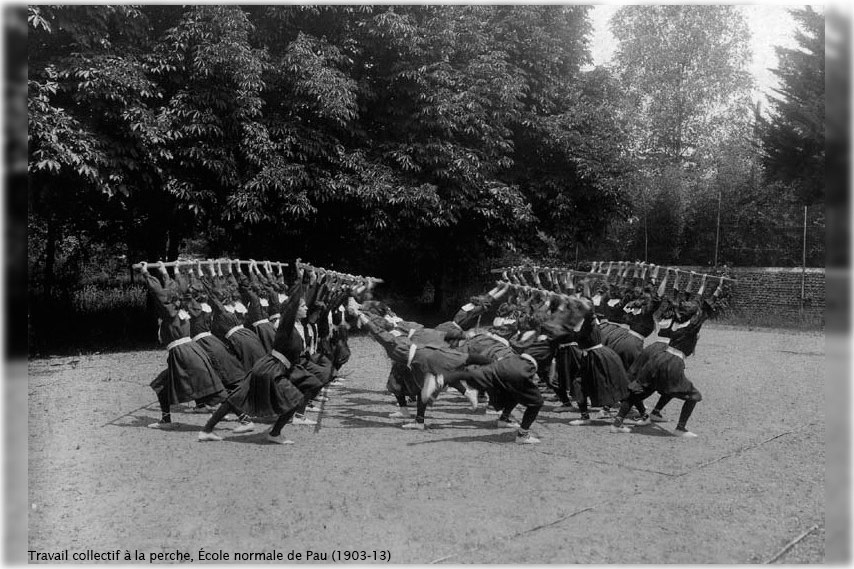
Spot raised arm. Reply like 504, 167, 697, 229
277, 267, 305, 337
140, 262, 176, 319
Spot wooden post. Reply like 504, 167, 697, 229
800, 205, 807, 322
714, 185, 722, 268
642, 188, 648, 262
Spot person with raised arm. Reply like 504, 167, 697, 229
139, 261, 226, 430
317, 274, 356, 377
201, 260, 266, 371
554, 279, 629, 426
598, 263, 634, 347
172, 262, 245, 407
198, 264, 315, 444
607, 265, 665, 371
259, 261, 285, 328
621, 268, 680, 422
434, 281, 511, 335
358, 309, 489, 430
237, 260, 277, 353
510, 292, 567, 407
289, 269, 353, 416
438, 328, 546, 445
553, 272, 585, 411
610, 275, 727, 437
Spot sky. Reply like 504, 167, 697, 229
587, 5, 805, 106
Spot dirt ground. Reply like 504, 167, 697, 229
27, 324, 824, 564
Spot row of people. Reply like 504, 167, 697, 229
353, 283, 585, 444
543, 267, 726, 433
140, 260, 365, 443
141, 257, 725, 445
357, 268, 726, 441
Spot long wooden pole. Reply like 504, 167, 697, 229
132, 259, 384, 283
492, 263, 738, 284
296, 261, 384, 283
489, 267, 609, 279
132, 260, 288, 270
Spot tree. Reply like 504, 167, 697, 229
28, 6, 630, 318
235, 6, 626, 302
608, 6, 756, 264
150, 5, 271, 258
611, 5, 754, 164
759, 6, 825, 206
27, 6, 184, 278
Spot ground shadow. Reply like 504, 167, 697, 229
336, 414, 400, 429
109, 415, 205, 432
628, 424, 681, 437
331, 386, 387, 397
335, 408, 396, 420
406, 432, 516, 446
197, 431, 293, 446
330, 395, 387, 408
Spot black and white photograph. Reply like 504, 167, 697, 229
20, 3, 841, 564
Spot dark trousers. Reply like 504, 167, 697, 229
616, 385, 701, 429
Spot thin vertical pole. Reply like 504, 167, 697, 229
642, 188, 648, 262
801, 205, 807, 313
714, 185, 722, 268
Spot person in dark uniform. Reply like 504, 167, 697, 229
359, 311, 487, 430
441, 329, 545, 444
607, 267, 666, 371
167, 262, 255, 422
559, 291, 629, 426
610, 276, 727, 437
237, 261, 277, 353
140, 262, 226, 430
201, 261, 266, 371
198, 266, 316, 444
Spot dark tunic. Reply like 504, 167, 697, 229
510, 329, 555, 381
362, 314, 421, 397
555, 311, 629, 408
630, 308, 707, 398
225, 352, 304, 417
143, 272, 225, 405
438, 292, 498, 332
463, 332, 543, 408
607, 293, 661, 370
269, 278, 325, 397
185, 297, 247, 391
239, 275, 277, 353
204, 279, 266, 371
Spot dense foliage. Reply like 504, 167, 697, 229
604, 5, 824, 267
26, 6, 826, 353
28, 6, 627, 288
758, 6, 825, 207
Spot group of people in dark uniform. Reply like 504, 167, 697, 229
354, 263, 728, 443
140, 258, 728, 446
140, 259, 359, 444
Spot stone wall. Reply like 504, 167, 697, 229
669, 266, 825, 328
477, 264, 826, 330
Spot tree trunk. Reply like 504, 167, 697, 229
126, 233, 135, 285
167, 225, 181, 261
435, 255, 447, 316
44, 217, 58, 301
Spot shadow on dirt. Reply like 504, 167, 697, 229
109, 416, 204, 432
405, 432, 515, 445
